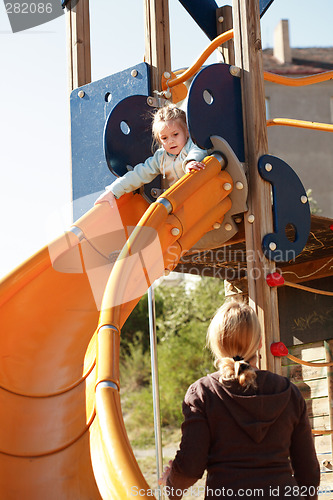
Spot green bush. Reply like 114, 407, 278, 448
120, 276, 225, 443
120, 331, 151, 391
158, 320, 213, 425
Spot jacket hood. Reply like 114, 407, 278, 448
208, 370, 292, 443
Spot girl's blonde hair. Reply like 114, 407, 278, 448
151, 104, 188, 143
206, 300, 261, 390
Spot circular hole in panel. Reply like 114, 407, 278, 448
285, 223, 297, 243
120, 121, 131, 135
203, 89, 214, 105
105, 92, 112, 103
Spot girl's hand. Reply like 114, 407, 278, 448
185, 161, 205, 173
158, 460, 173, 486
94, 190, 116, 207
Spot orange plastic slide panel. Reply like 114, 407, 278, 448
0, 432, 102, 500
74, 193, 149, 245
48, 194, 149, 312
0, 253, 103, 497
49, 193, 148, 274
177, 196, 231, 252
165, 155, 222, 210
97, 201, 186, 331
0, 252, 98, 397
98, 227, 167, 330
0, 365, 95, 457
172, 172, 233, 251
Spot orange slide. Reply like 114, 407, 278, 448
0, 152, 241, 499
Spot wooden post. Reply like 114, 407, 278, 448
232, 0, 281, 373
216, 5, 235, 65
65, 0, 91, 92
144, 0, 171, 94
65, 0, 91, 223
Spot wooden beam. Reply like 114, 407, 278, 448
144, 0, 171, 94
65, 0, 91, 92
216, 5, 235, 65
232, 0, 280, 373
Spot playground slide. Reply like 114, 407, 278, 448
0, 154, 237, 499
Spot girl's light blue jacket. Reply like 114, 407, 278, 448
107, 138, 207, 199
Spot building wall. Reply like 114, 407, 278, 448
265, 80, 333, 217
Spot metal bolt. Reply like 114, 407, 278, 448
78, 90, 85, 98
164, 269, 171, 276
163, 72, 171, 79
235, 181, 244, 190
223, 182, 232, 191
229, 66, 241, 78
218, 16, 224, 23
248, 214, 255, 223
269, 242, 277, 251
225, 223, 233, 231
131, 69, 138, 77
235, 216, 243, 223
164, 89, 172, 99
171, 227, 180, 236
213, 222, 221, 230
301, 195, 308, 204
322, 460, 333, 470
265, 163, 273, 172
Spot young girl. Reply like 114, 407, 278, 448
95, 104, 207, 205
160, 300, 320, 499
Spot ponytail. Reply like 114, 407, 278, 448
217, 356, 257, 390
206, 301, 261, 390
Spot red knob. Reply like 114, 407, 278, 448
271, 342, 289, 357
266, 272, 285, 287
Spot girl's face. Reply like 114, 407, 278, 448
158, 119, 188, 155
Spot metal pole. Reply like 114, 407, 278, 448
148, 286, 164, 499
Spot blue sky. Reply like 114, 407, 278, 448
1, 0, 332, 278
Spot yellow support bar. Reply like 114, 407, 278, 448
162, 29, 234, 90
163, 29, 333, 93
287, 353, 333, 368
267, 118, 333, 132
264, 70, 333, 86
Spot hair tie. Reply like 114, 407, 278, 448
233, 355, 244, 362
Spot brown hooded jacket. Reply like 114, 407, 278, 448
166, 370, 320, 499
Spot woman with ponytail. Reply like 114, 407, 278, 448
160, 300, 320, 499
